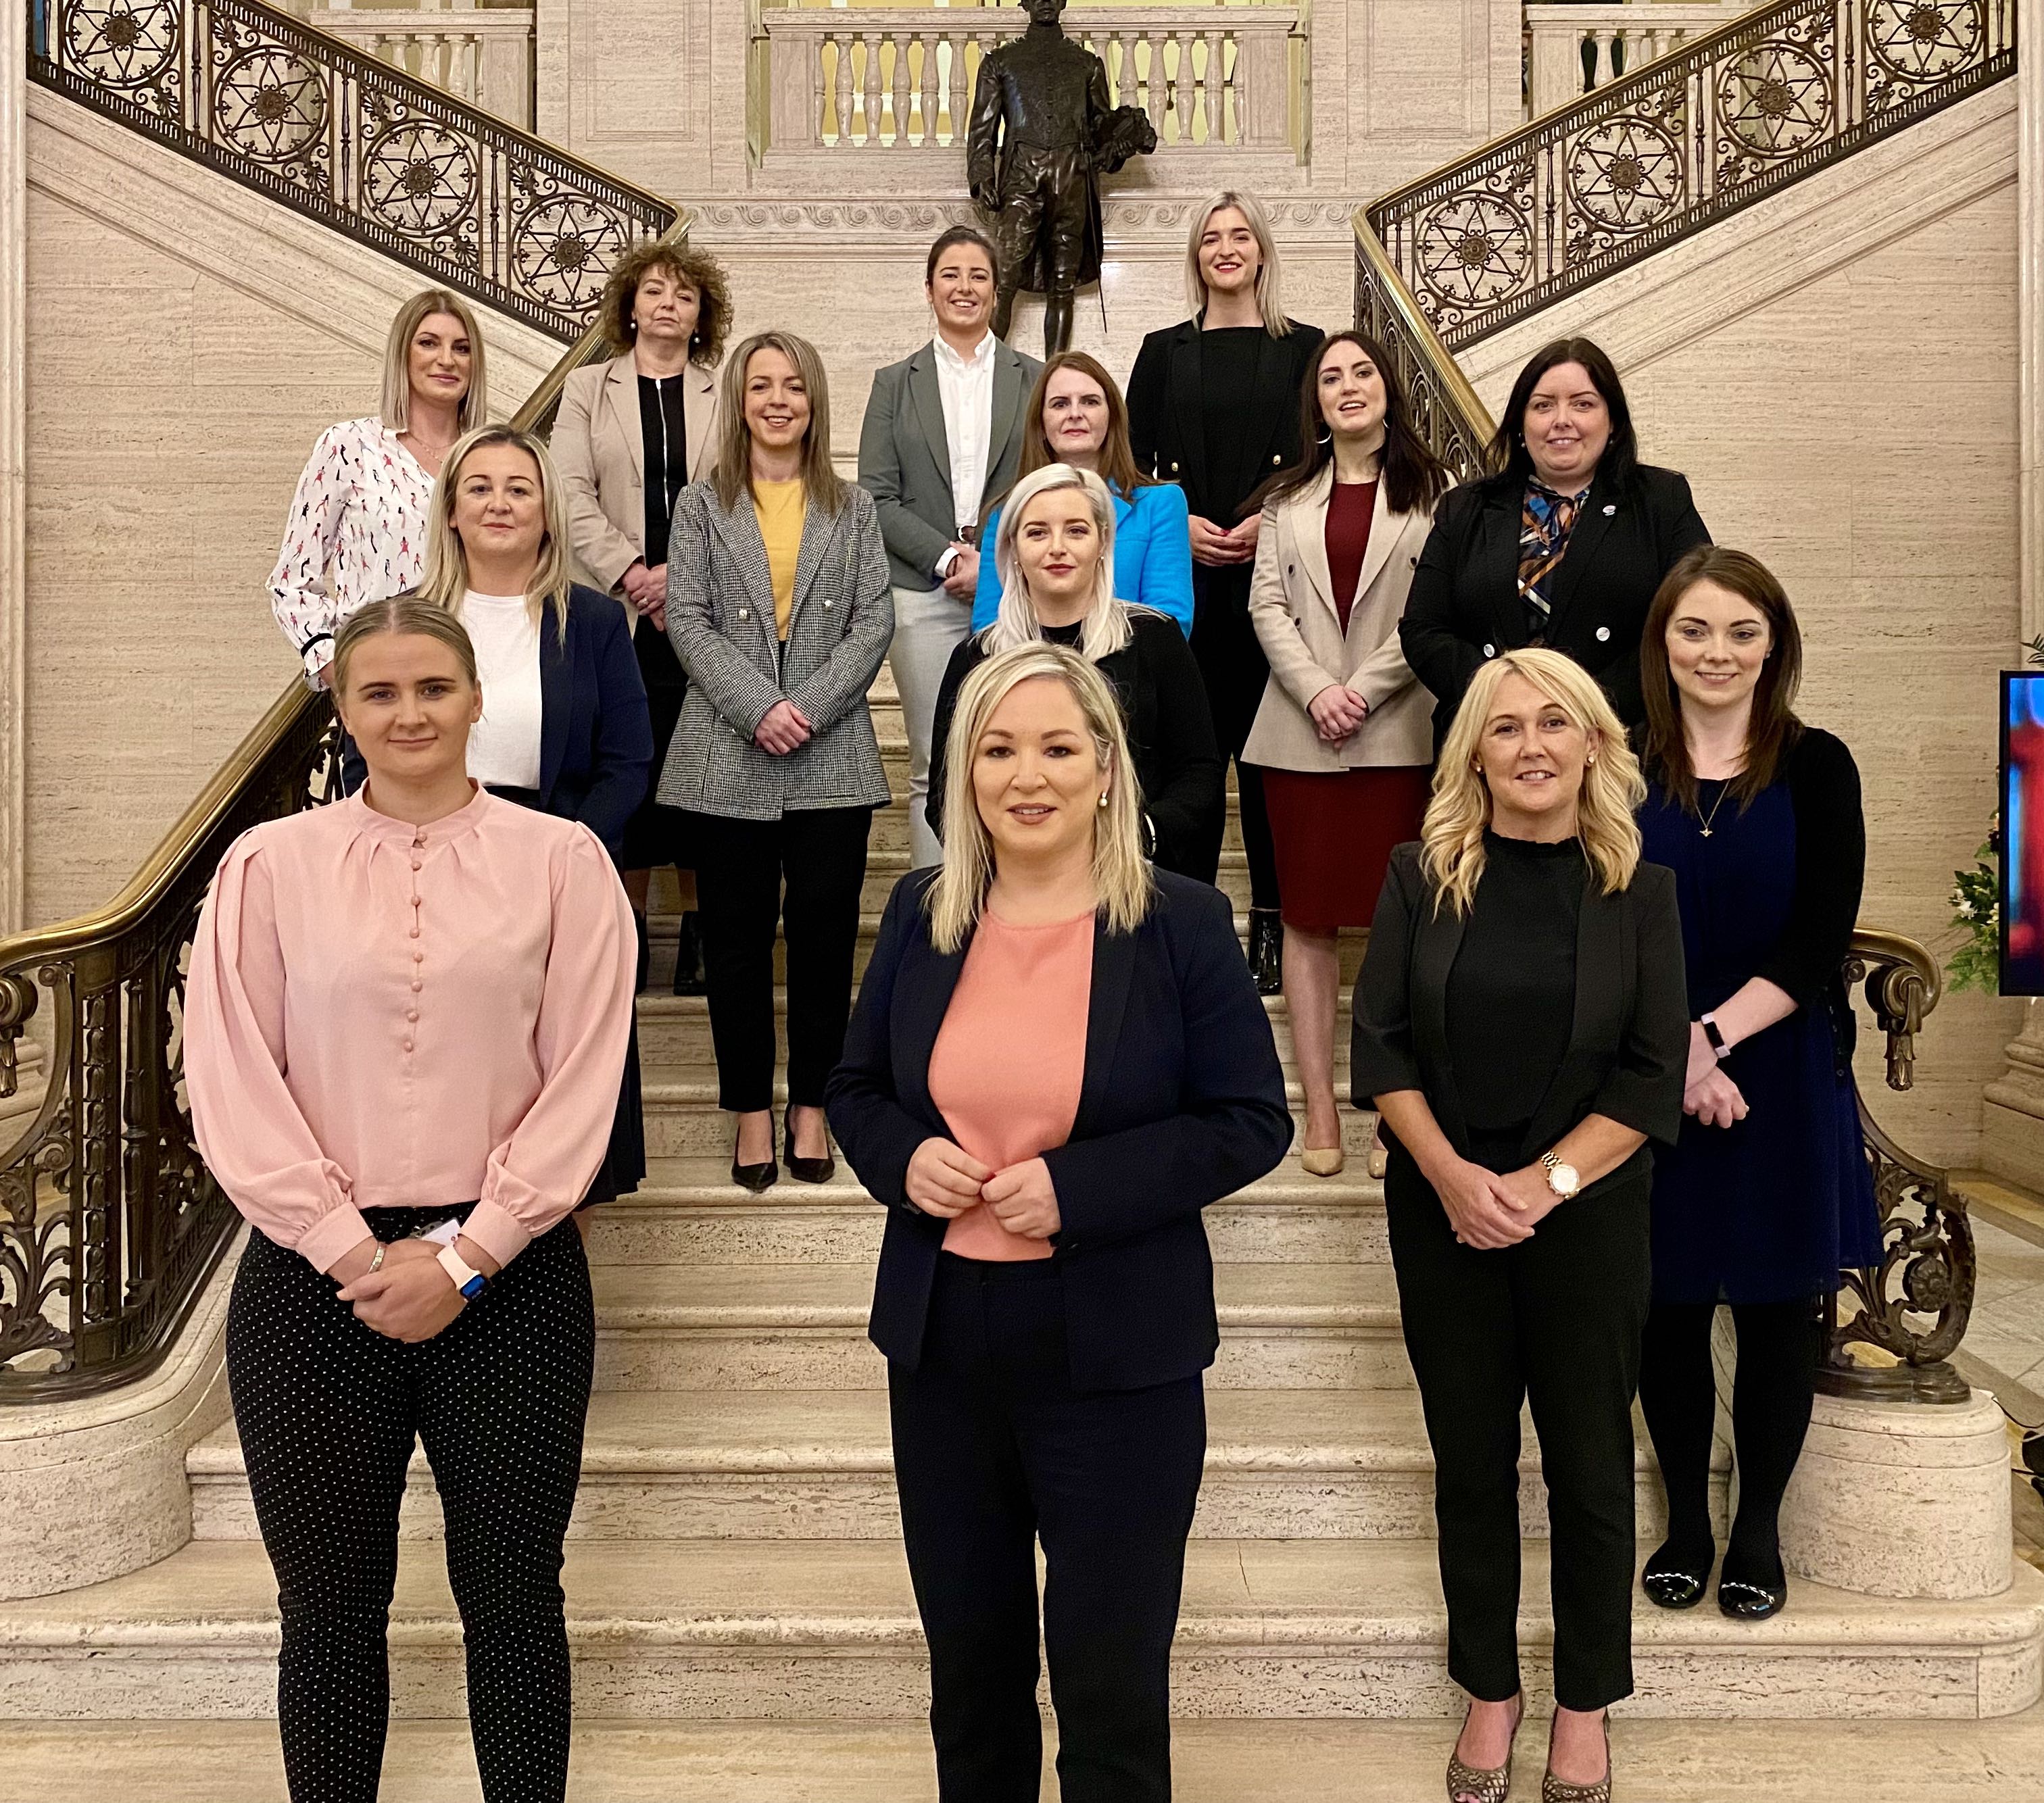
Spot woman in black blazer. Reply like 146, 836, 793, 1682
1401, 336, 1710, 749
1350, 646, 1686, 1803
827, 642, 1290, 1803
404, 424, 653, 1201
1126, 191, 1323, 987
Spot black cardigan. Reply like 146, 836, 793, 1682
825, 869, 1292, 1391
1400, 464, 1710, 741
924, 612, 1225, 884
1350, 841, 1689, 1189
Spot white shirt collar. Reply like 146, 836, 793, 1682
933, 332, 996, 374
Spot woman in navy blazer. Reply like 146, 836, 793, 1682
827, 643, 1289, 1803
403, 424, 652, 1201
971, 351, 1194, 637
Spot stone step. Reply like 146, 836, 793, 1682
14, 1712, 2044, 1802
7, 1537, 2035, 1722
186, 1387, 1719, 1546
587, 1154, 1390, 1267
577, 1262, 1405, 1392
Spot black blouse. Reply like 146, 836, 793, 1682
638, 372, 690, 568
925, 610, 1226, 884
1198, 326, 1269, 527
1446, 834, 1588, 1133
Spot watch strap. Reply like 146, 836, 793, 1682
1700, 1014, 1729, 1060
435, 1243, 487, 1300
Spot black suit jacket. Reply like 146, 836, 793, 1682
1349, 842, 1688, 1191
825, 868, 1292, 1391
1400, 464, 1710, 742
1126, 316, 1325, 524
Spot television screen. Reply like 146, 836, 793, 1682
2004, 672, 2044, 994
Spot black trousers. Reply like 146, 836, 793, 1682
1190, 562, 1278, 912
686, 804, 873, 1114
889, 1254, 1207, 1803
225, 1208, 595, 1803
1385, 1150, 1652, 1711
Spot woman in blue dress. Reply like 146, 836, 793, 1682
1633, 545, 1880, 1622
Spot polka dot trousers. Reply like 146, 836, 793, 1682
225, 1206, 595, 1803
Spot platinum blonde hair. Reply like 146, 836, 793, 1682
380, 289, 489, 434
1422, 646, 1645, 917
926, 643, 1156, 955
413, 425, 575, 641
1184, 191, 1290, 337
988, 464, 1131, 662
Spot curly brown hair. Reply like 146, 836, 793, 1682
596, 240, 733, 366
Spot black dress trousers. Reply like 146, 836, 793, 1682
1190, 561, 1279, 910
888, 1253, 1207, 1803
1384, 1145, 1653, 1712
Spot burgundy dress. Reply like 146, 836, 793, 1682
1261, 478, 1432, 932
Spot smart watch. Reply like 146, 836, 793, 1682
1700, 1013, 1730, 1060
435, 1244, 487, 1301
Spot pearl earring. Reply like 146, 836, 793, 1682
1098, 791, 1109, 810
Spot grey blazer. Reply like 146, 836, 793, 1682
858, 338, 1040, 591
657, 479, 896, 820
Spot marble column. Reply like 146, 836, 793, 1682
1982, 0, 2044, 1185
1, 0, 26, 939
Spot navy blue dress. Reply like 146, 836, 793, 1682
1639, 735, 1880, 1305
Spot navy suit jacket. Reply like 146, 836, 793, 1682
825, 868, 1292, 1392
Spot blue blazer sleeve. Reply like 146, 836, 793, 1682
971, 502, 1005, 633
574, 595, 654, 862
1128, 483, 1194, 638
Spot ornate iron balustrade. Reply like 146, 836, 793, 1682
28, 0, 677, 340
1370, 0, 2016, 349
1355, 215, 1973, 1396
0, 282, 643, 1398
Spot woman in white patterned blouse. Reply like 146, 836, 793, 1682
268, 289, 491, 687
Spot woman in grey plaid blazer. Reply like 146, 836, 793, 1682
660, 330, 896, 1191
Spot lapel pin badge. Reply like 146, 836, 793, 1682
1602, 503, 1616, 516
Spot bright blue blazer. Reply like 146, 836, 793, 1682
972, 480, 1194, 638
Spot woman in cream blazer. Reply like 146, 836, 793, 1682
1243, 329, 1449, 1176
553, 242, 731, 997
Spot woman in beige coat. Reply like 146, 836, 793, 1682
1244, 330, 1449, 1175
554, 241, 731, 995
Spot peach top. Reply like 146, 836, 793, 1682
182, 785, 637, 1275
927, 907, 1094, 1262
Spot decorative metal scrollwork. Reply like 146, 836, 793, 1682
362, 120, 478, 241
1567, 115, 1685, 231
1413, 193, 1534, 311
64, 0, 178, 87
510, 195, 631, 315
1719, 41, 1834, 158
213, 45, 327, 166
1868, 0, 1982, 79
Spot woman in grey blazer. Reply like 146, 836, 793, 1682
662, 330, 895, 1191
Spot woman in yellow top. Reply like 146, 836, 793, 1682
660, 330, 896, 1190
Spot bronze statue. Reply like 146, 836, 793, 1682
965, 0, 1156, 357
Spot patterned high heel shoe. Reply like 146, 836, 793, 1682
1540, 1714, 1611, 1803
1446, 1693, 1524, 1802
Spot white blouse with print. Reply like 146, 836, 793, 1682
268, 417, 435, 686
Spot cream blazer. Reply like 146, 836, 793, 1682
554, 352, 720, 592
1242, 466, 1436, 772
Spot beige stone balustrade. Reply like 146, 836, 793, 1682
759, 5, 1302, 180
308, 6, 536, 128
1523, 2, 1747, 118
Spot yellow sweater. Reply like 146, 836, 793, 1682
751, 478, 805, 641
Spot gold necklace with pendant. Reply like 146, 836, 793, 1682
1698, 779, 1732, 839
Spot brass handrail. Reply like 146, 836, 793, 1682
0, 214, 686, 1398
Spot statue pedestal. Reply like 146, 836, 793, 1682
1984, 1000, 2044, 1189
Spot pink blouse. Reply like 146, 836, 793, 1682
927, 908, 1093, 1262
182, 785, 636, 1274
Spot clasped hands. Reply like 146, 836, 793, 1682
623, 559, 668, 632
1188, 512, 1259, 568
1431, 1156, 1561, 1250
1683, 1020, 1748, 1131
1307, 683, 1369, 747
906, 1137, 1060, 1239
755, 699, 813, 756
333, 1234, 501, 1344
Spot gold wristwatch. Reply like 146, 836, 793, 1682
1540, 1150, 1582, 1200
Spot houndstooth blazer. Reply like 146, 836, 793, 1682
657, 478, 896, 820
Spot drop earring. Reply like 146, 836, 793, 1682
1098, 791, 1109, 810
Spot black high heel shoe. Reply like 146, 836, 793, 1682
1641, 1536, 1714, 1610
1247, 907, 1283, 997
731, 1119, 777, 1193
783, 1110, 835, 1185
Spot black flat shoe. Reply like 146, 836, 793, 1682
1247, 907, 1282, 997
1641, 1537, 1713, 1610
1717, 1561, 1787, 1621
783, 1111, 835, 1184
671, 910, 707, 997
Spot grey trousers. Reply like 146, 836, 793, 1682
889, 582, 974, 868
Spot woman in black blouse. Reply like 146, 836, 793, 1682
1633, 546, 1879, 1624
927, 463, 1224, 882
1400, 337, 1709, 749
1127, 191, 1323, 985
1350, 647, 1687, 1803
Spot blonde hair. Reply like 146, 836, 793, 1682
331, 593, 479, 697
1421, 647, 1645, 916
926, 643, 1156, 954
711, 330, 848, 516
381, 289, 489, 433
1184, 191, 1291, 337
413, 425, 574, 641
988, 464, 1131, 662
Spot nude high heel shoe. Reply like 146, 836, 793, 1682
1300, 1145, 1345, 1177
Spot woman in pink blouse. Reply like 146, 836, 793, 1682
268, 289, 490, 688
183, 596, 635, 1803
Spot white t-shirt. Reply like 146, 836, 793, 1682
462, 590, 543, 790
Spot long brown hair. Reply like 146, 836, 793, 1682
1251, 330, 1448, 519
710, 330, 848, 516
1011, 351, 1150, 499
1638, 545, 1805, 814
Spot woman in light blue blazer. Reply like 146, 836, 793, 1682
973, 351, 1195, 638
